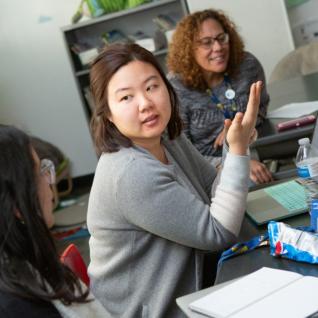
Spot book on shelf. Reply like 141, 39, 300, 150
153, 13, 177, 31
101, 29, 130, 45
152, 12, 180, 45
189, 267, 318, 318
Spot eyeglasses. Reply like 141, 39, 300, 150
40, 159, 56, 185
196, 33, 229, 50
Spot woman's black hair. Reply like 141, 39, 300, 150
0, 125, 88, 304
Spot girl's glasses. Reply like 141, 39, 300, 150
40, 159, 56, 185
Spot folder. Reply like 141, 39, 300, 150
189, 267, 318, 318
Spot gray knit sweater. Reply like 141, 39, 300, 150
87, 134, 249, 318
168, 52, 269, 157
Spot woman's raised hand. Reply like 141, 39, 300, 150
225, 81, 262, 155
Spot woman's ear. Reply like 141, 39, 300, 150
107, 114, 113, 123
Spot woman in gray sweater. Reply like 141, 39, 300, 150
87, 43, 262, 318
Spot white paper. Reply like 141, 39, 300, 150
231, 276, 318, 318
189, 267, 301, 318
267, 101, 318, 119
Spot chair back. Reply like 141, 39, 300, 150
60, 243, 90, 286
269, 41, 318, 83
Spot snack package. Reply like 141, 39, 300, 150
268, 221, 318, 264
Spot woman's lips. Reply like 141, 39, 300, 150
209, 55, 225, 62
142, 114, 159, 126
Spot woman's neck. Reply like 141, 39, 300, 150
151, 144, 168, 164
203, 72, 224, 88
135, 139, 168, 164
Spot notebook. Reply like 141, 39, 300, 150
246, 116, 318, 225
188, 267, 318, 318
246, 179, 307, 225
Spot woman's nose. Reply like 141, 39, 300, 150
138, 93, 153, 111
212, 40, 222, 51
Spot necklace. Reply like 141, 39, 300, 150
206, 74, 237, 119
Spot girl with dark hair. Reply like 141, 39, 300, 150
167, 9, 273, 185
0, 125, 109, 318
88, 42, 262, 318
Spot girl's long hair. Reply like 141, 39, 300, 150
0, 125, 89, 304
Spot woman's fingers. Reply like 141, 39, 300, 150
250, 159, 273, 184
223, 119, 232, 133
250, 171, 259, 184
222, 119, 231, 146
213, 129, 225, 148
243, 81, 262, 127
249, 128, 258, 144
231, 112, 244, 127
226, 82, 262, 156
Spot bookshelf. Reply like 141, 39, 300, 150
61, 0, 189, 120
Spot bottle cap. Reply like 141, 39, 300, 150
298, 137, 310, 146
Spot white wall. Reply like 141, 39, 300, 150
287, 0, 318, 26
287, 0, 318, 46
186, 0, 295, 80
0, 0, 97, 177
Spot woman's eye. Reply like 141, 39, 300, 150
202, 39, 212, 46
147, 84, 158, 91
120, 95, 132, 102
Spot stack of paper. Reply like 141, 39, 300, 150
189, 267, 318, 318
267, 101, 318, 118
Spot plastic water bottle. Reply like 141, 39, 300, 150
296, 137, 318, 231
296, 138, 311, 180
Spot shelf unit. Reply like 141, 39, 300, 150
61, 0, 189, 121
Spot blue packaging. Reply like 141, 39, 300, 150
268, 221, 318, 264
311, 199, 318, 232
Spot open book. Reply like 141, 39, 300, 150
189, 267, 318, 318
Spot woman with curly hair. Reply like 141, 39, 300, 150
167, 9, 273, 184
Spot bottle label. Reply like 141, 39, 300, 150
311, 199, 318, 232
297, 166, 310, 178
